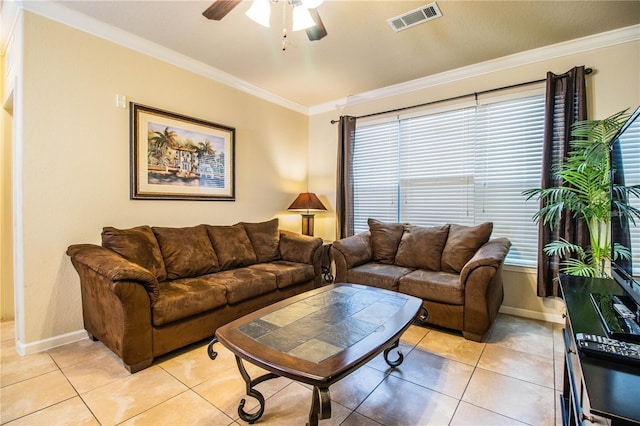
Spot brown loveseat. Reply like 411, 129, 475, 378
66, 219, 323, 372
331, 219, 511, 341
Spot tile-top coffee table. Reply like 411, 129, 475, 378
208, 283, 426, 425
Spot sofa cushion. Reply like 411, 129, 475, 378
152, 277, 227, 326
153, 225, 219, 280
102, 225, 168, 282
395, 224, 450, 271
441, 222, 493, 273
346, 262, 414, 292
241, 219, 280, 263
205, 268, 277, 304
248, 261, 314, 289
368, 218, 405, 264
206, 225, 258, 270
399, 269, 464, 305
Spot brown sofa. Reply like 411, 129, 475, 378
66, 219, 323, 372
331, 219, 511, 341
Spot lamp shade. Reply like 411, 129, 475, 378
288, 192, 326, 212
246, 0, 271, 27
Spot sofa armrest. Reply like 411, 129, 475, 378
459, 238, 511, 285
67, 244, 160, 305
459, 237, 511, 340
278, 230, 323, 264
331, 232, 373, 282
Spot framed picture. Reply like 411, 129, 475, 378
130, 103, 235, 201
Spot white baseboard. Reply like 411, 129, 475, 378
16, 329, 89, 356
499, 305, 565, 324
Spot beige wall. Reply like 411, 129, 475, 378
15, 12, 309, 348
308, 39, 640, 321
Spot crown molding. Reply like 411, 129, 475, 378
308, 24, 640, 116
20, 0, 309, 115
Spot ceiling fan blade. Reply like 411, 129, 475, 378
202, 0, 242, 20
306, 8, 328, 41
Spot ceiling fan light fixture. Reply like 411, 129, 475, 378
301, 0, 324, 9
246, 0, 271, 27
292, 5, 316, 31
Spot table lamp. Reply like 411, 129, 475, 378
287, 192, 326, 236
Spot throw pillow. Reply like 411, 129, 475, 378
240, 218, 280, 263
368, 218, 405, 264
152, 225, 219, 280
395, 224, 450, 271
206, 224, 258, 270
102, 225, 168, 282
441, 222, 493, 273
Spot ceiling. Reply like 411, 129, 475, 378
49, 0, 640, 109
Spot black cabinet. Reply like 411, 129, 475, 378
560, 274, 640, 425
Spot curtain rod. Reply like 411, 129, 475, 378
330, 67, 593, 124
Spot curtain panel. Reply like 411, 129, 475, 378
336, 116, 356, 240
538, 66, 588, 297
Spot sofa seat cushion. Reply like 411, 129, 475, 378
153, 278, 227, 326
205, 268, 277, 305
346, 262, 414, 292
247, 261, 314, 289
399, 270, 463, 305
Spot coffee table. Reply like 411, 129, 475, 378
208, 283, 426, 425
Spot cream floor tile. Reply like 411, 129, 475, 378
487, 315, 554, 359
119, 390, 234, 426
462, 368, 556, 425
4, 396, 99, 426
341, 411, 384, 425
450, 401, 528, 425
399, 324, 430, 347
478, 344, 555, 388
193, 366, 291, 421
256, 381, 352, 425
80, 366, 188, 426
0, 340, 59, 387
329, 365, 387, 410
416, 329, 486, 366
60, 348, 131, 394
158, 340, 237, 388
390, 348, 475, 399
356, 374, 459, 425
0, 370, 77, 424
47, 337, 112, 368
1, 321, 15, 343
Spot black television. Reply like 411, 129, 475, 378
611, 106, 640, 324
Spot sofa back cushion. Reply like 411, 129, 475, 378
368, 218, 405, 264
152, 225, 219, 280
441, 222, 493, 273
206, 224, 258, 270
102, 225, 168, 282
240, 219, 280, 263
395, 224, 450, 271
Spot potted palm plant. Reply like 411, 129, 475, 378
523, 109, 640, 278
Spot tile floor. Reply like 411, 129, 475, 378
0, 314, 565, 425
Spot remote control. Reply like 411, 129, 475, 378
576, 333, 640, 367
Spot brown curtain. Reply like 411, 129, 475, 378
537, 66, 588, 297
336, 116, 356, 239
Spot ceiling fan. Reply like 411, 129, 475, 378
202, 0, 328, 42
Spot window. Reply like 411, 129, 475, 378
352, 91, 546, 267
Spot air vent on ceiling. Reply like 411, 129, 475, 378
388, 2, 442, 32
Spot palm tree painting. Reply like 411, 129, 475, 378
147, 122, 226, 188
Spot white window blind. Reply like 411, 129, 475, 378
617, 118, 640, 277
352, 91, 546, 267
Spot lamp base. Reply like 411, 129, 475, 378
301, 214, 315, 236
